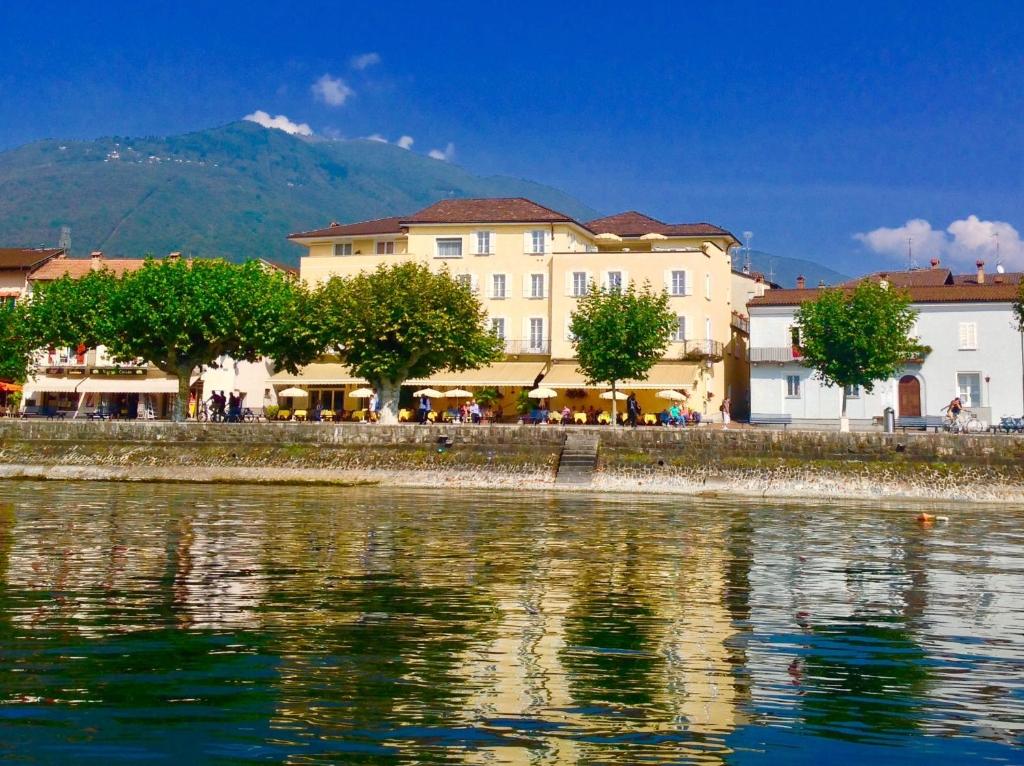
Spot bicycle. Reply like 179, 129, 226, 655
945, 410, 983, 434
196, 404, 225, 423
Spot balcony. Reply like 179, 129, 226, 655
748, 346, 804, 364
34, 348, 97, 369
681, 339, 724, 363
501, 338, 550, 355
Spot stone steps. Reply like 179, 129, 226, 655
555, 433, 600, 486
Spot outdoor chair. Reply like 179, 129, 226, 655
597, 411, 611, 425
398, 408, 411, 422
276, 409, 291, 421
320, 409, 335, 422
643, 413, 657, 425
351, 410, 366, 422
573, 412, 587, 424
293, 409, 307, 421
547, 411, 562, 424
427, 410, 438, 422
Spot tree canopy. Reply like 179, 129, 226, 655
0, 303, 31, 384
795, 280, 921, 428
316, 261, 504, 421
569, 282, 676, 422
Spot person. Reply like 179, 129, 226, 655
561, 404, 572, 425
418, 394, 430, 424
227, 392, 241, 422
368, 390, 378, 415
469, 399, 481, 424
669, 403, 682, 426
720, 397, 731, 429
587, 405, 598, 424
945, 396, 963, 422
188, 392, 197, 420
626, 392, 641, 428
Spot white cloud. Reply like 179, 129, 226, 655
428, 142, 455, 161
366, 133, 388, 143
397, 135, 414, 150
311, 74, 354, 107
856, 215, 1024, 269
351, 52, 381, 70
243, 110, 313, 136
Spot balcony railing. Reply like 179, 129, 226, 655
748, 346, 804, 364
500, 338, 550, 355
731, 313, 750, 334
34, 348, 96, 368
681, 339, 724, 363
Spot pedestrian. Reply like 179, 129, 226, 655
469, 399, 481, 424
418, 394, 430, 424
720, 397, 731, 429
626, 392, 641, 428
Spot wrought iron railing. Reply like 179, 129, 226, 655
681, 339, 725, 362
501, 338, 550, 355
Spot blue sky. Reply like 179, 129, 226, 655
2, 1, 1023, 276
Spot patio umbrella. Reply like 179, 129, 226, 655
444, 389, 473, 398
348, 387, 375, 399
278, 387, 308, 398
600, 390, 628, 400
0, 382, 22, 392
656, 389, 687, 401
640, 232, 668, 240
413, 388, 443, 398
527, 387, 557, 399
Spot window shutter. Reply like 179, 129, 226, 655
621, 270, 630, 289
544, 230, 552, 253
664, 270, 672, 293
522, 273, 531, 297
685, 271, 692, 296
488, 230, 496, 255
523, 232, 532, 254
565, 271, 574, 296
470, 274, 479, 294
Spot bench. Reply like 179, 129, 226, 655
895, 415, 945, 433
749, 413, 793, 430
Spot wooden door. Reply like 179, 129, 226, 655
898, 375, 921, 417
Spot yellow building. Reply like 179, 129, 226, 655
285, 198, 741, 420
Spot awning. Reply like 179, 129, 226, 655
269, 363, 368, 386
541, 362, 699, 390
78, 377, 188, 394
23, 376, 85, 394
407, 361, 546, 387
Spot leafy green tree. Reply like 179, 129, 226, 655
22, 270, 118, 351
795, 281, 921, 430
316, 262, 504, 423
0, 303, 32, 384
569, 282, 676, 424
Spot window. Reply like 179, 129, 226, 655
958, 322, 978, 350
705, 317, 712, 340
333, 243, 352, 256
673, 316, 686, 342
475, 231, 492, 255
375, 240, 395, 255
455, 274, 472, 290
670, 270, 687, 296
572, 271, 588, 297
786, 375, 801, 398
844, 384, 861, 398
790, 326, 801, 348
490, 317, 506, 339
491, 273, 507, 299
530, 230, 546, 254
436, 237, 463, 258
957, 373, 981, 407
530, 273, 545, 298
704, 273, 712, 299
607, 271, 622, 292
529, 318, 545, 350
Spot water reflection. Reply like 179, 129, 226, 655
0, 483, 1020, 763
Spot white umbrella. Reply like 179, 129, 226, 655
278, 387, 308, 398
444, 389, 473, 398
656, 389, 687, 401
413, 388, 443, 398
600, 390, 628, 401
527, 387, 557, 399
640, 232, 668, 240
348, 387, 375, 399
595, 232, 622, 242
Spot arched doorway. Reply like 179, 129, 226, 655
898, 375, 921, 417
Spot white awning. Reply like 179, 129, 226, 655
541, 362, 699, 390
407, 361, 546, 387
78, 377, 186, 394
23, 376, 85, 395
270, 363, 368, 386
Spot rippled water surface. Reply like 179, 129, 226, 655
0, 482, 1021, 764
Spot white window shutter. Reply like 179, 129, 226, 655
600, 270, 608, 290
622, 270, 630, 289
565, 271, 573, 296
664, 269, 672, 293
685, 270, 693, 296
489, 230, 496, 254
523, 232, 532, 253
565, 316, 574, 341
522, 273, 531, 297
544, 230, 552, 253
470, 274, 479, 294
958, 322, 970, 348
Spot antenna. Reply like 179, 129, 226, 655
906, 236, 916, 270
743, 230, 753, 274
58, 226, 71, 256
767, 258, 776, 285
994, 232, 1002, 270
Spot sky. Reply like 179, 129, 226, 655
2, 1, 1023, 277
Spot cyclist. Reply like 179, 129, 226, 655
944, 396, 963, 423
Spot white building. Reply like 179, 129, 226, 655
747, 261, 1024, 426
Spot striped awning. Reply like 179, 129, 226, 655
541, 362, 699, 390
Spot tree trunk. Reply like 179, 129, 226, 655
174, 368, 192, 423
376, 379, 402, 424
611, 379, 618, 426
839, 387, 850, 433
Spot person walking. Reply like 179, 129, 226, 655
626, 392, 641, 428
418, 394, 430, 425
720, 397, 731, 429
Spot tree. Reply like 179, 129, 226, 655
0, 303, 32, 384
316, 262, 504, 423
569, 282, 676, 424
26, 260, 319, 421
795, 280, 921, 431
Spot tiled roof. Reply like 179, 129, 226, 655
838, 268, 954, 288
954, 271, 1024, 285
30, 257, 149, 281
288, 216, 406, 239
0, 247, 64, 270
749, 282, 1021, 307
586, 211, 735, 239
402, 197, 576, 224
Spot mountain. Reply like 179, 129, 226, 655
732, 249, 848, 288
0, 121, 599, 264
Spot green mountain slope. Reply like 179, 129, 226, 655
0, 121, 598, 264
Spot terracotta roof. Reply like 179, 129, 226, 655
30, 256, 149, 281
0, 247, 64, 270
954, 271, 1024, 285
749, 282, 1021, 307
838, 268, 954, 288
402, 197, 576, 225
586, 211, 735, 240
288, 216, 406, 239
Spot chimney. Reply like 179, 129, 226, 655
818, 279, 826, 288
90, 251, 103, 271
994, 274, 1005, 284
796, 275, 806, 289
976, 260, 985, 284
167, 251, 181, 261
930, 257, 940, 269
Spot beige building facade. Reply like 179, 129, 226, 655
287, 199, 742, 420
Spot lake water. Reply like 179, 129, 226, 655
0, 482, 1020, 764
